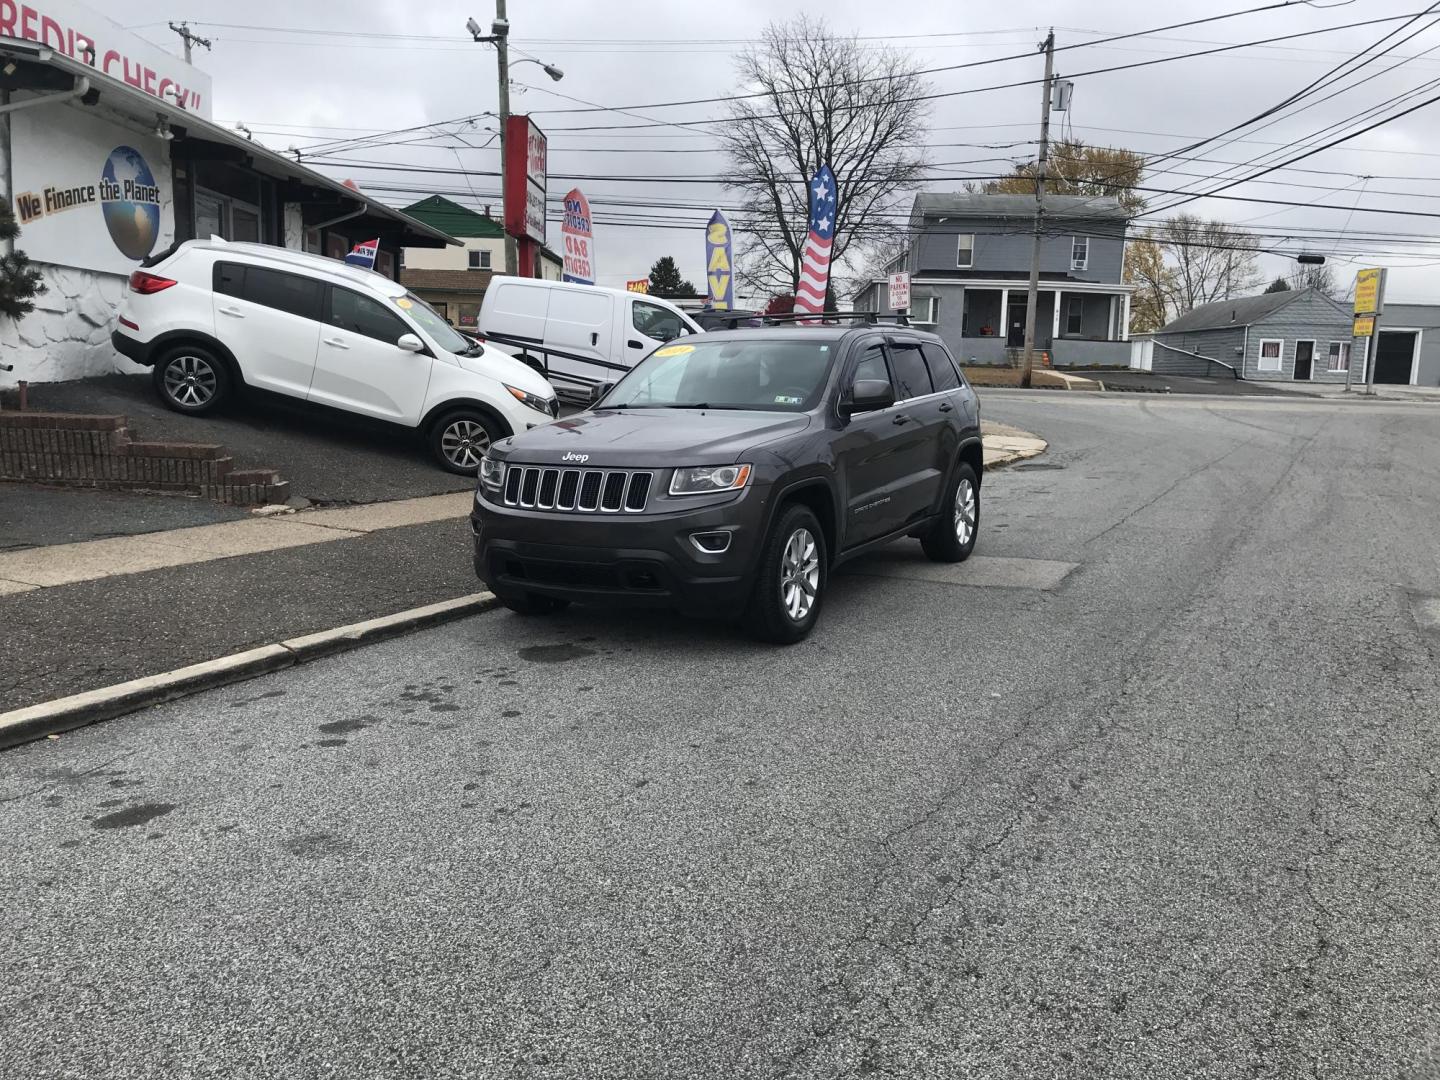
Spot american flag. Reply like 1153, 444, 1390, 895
793, 164, 836, 316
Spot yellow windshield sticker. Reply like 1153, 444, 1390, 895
654, 343, 695, 357
395, 298, 414, 309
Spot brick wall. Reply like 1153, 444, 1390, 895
0, 412, 289, 506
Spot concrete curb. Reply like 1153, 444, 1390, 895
0, 592, 498, 752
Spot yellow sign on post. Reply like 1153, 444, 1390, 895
1353, 316, 1375, 337
1354, 268, 1384, 316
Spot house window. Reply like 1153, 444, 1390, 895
1071, 236, 1089, 271
912, 296, 939, 325
1066, 296, 1084, 336
956, 234, 974, 269
1258, 339, 1284, 372
1327, 341, 1350, 371
468, 249, 492, 270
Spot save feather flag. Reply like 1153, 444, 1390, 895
705, 209, 734, 311
344, 238, 380, 269
793, 165, 836, 317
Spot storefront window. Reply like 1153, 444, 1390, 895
458, 302, 481, 329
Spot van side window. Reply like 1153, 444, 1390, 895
242, 266, 323, 320
920, 342, 961, 392
328, 287, 410, 345
633, 300, 683, 342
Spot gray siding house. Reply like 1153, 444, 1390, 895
853, 193, 1135, 367
1149, 288, 1360, 383
1367, 304, 1440, 387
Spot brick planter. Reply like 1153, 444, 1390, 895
0, 411, 288, 505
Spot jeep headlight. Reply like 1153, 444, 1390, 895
669, 463, 752, 496
478, 455, 506, 492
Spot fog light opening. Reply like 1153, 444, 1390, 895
690, 530, 732, 554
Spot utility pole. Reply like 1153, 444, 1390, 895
469, 3, 517, 275
168, 22, 212, 65
1019, 29, 1055, 389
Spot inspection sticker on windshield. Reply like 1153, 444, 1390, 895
394, 298, 414, 309
774, 394, 803, 405
654, 343, 695, 357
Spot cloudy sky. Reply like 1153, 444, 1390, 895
107, 0, 1440, 302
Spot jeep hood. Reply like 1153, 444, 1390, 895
496, 408, 812, 467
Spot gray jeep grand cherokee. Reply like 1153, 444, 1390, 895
469, 322, 983, 643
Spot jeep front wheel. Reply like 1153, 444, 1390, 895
743, 504, 827, 644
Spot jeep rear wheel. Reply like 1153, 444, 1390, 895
743, 504, 827, 644
922, 461, 980, 563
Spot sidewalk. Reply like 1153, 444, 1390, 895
0, 422, 1045, 712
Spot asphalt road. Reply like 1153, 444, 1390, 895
4, 392, 1440, 1079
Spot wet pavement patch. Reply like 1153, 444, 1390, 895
92, 803, 175, 830
518, 643, 596, 664
317, 717, 374, 735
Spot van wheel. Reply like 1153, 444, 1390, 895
429, 410, 504, 475
743, 504, 827, 644
153, 345, 231, 415
922, 462, 980, 563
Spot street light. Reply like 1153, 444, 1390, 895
466, 7, 564, 276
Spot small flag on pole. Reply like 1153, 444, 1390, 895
793, 165, 836, 318
345, 238, 380, 269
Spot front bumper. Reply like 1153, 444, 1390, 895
470, 486, 768, 617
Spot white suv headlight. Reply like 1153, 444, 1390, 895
478, 455, 506, 491
670, 463, 752, 496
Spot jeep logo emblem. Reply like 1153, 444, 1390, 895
562, 452, 590, 464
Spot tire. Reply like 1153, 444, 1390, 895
153, 345, 231, 415
743, 504, 827, 644
500, 593, 570, 616
429, 410, 505, 475
922, 461, 980, 563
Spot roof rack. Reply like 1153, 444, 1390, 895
718, 312, 911, 330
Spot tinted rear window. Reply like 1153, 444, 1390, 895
214, 261, 244, 298
921, 342, 961, 392
241, 266, 322, 320
889, 341, 933, 399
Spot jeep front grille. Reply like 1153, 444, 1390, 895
502, 465, 654, 513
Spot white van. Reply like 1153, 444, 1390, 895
478, 279, 703, 400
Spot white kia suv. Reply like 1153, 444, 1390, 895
111, 239, 559, 474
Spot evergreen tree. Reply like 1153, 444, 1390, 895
647, 256, 697, 298
1264, 276, 1292, 294
0, 198, 46, 321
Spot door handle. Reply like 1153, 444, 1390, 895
892, 414, 910, 425
591, 332, 600, 346
939, 402, 953, 413
218, 305, 244, 318
628, 339, 643, 349
323, 337, 350, 349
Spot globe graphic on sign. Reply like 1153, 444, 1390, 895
101, 146, 161, 260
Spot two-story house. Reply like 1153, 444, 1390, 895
400, 196, 509, 331
853, 193, 1135, 367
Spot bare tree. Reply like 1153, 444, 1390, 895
1287, 261, 1337, 296
1146, 214, 1262, 315
718, 16, 932, 297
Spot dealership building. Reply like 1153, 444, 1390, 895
0, 0, 456, 387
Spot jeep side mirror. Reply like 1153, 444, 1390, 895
590, 380, 616, 405
843, 378, 895, 416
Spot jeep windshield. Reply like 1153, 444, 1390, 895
603, 338, 835, 412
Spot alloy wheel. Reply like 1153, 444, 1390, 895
163, 355, 217, 408
954, 477, 977, 545
440, 418, 490, 470
780, 526, 820, 622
